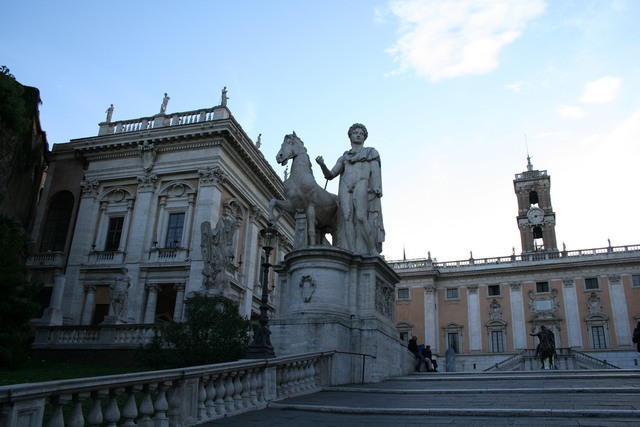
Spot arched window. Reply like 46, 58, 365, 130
529, 190, 539, 206
40, 191, 74, 252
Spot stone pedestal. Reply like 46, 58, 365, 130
271, 247, 412, 384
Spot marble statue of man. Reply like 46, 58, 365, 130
160, 93, 170, 114
316, 123, 384, 255
105, 104, 114, 123
221, 87, 228, 107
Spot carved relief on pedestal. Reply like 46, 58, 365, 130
299, 275, 316, 303
375, 279, 395, 319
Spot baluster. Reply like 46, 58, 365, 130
276, 367, 284, 398
138, 383, 156, 427
154, 381, 170, 427
248, 368, 259, 407
204, 375, 216, 418
233, 371, 243, 410
104, 387, 124, 427
224, 372, 235, 413
197, 376, 208, 420
241, 370, 251, 409
87, 390, 108, 426
299, 361, 309, 392
168, 380, 183, 427
47, 394, 70, 427
214, 373, 227, 417
294, 362, 303, 394
68, 392, 89, 427
283, 364, 292, 396
255, 368, 265, 405
304, 360, 314, 391
121, 385, 140, 427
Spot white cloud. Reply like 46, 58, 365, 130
579, 76, 622, 104
504, 81, 523, 92
386, 0, 546, 81
555, 105, 586, 119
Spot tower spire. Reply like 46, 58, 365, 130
525, 134, 533, 171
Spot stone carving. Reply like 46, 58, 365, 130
80, 176, 100, 197
201, 199, 240, 293
139, 141, 157, 172
221, 86, 228, 107
562, 279, 574, 288
137, 172, 158, 192
375, 279, 395, 318
198, 166, 226, 186
509, 282, 521, 291
587, 292, 603, 316
299, 275, 315, 303
608, 274, 621, 284
530, 325, 556, 369
256, 133, 262, 149
108, 275, 131, 322
160, 92, 170, 114
489, 299, 502, 321
269, 132, 338, 246
316, 123, 385, 255
528, 288, 559, 320
105, 104, 114, 123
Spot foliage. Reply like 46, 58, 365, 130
0, 214, 42, 369
0, 66, 29, 134
139, 294, 250, 369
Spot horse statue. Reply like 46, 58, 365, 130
269, 132, 338, 246
530, 325, 556, 369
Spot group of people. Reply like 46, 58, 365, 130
408, 336, 438, 372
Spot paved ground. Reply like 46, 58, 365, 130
202, 370, 640, 426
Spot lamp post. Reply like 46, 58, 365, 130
246, 223, 277, 359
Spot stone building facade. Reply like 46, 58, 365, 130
28, 100, 293, 348
392, 162, 640, 370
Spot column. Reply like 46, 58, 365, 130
155, 196, 168, 246
119, 199, 134, 252
467, 286, 482, 351
423, 285, 438, 353
41, 271, 66, 325
173, 283, 186, 321
81, 285, 96, 325
562, 279, 583, 348
186, 167, 225, 294
242, 208, 261, 316
509, 282, 526, 349
183, 194, 196, 249
127, 173, 158, 262
92, 202, 108, 251
67, 179, 101, 265
144, 284, 159, 324
608, 275, 631, 346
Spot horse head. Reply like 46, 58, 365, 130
276, 132, 307, 166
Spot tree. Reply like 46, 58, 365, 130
140, 294, 250, 369
0, 214, 41, 368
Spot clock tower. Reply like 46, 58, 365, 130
514, 156, 558, 253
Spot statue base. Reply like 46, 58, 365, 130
271, 246, 413, 383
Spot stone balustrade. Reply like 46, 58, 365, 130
86, 250, 126, 265
147, 247, 190, 263
32, 325, 160, 349
390, 244, 640, 272
26, 252, 66, 269
98, 107, 230, 136
0, 351, 334, 427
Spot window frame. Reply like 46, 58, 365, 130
397, 288, 410, 300
164, 211, 186, 248
631, 274, 640, 288
487, 284, 501, 297
489, 330, 505, 353
584, 277, 600, 291
104, 216, 125, 252
536, 281, 550, 294
445, 288, 460, 300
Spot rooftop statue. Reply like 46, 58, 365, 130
160, 92, 170, 114
316, 123, 385, 256
105, 104, 114, 123
221, 86, 229, 107
269, 132, 338, 246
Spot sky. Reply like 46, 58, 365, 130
2, 0, 639, 262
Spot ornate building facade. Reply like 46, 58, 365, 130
392, 161, 640, 370
28, 99, 293, 348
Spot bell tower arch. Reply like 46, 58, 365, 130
513, 156, 558, 253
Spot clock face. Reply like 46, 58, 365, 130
527, 208, 544, 225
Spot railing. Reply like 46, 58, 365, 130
0, 351, 333, 427
484, 350, 525, 371
32, 325, 160, 349
333, 351, 377, 384
515, 169, 547, 180
98, 107, 229, 136
86, 251, 126, 265
572, 349, 620, 369
389, 244, 640, 271
26, 252, 65, 269
148, 247, 189, 263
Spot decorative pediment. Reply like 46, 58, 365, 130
158, 181, 195, 198
585, 292, 608, 321
99, 187, 135, 203
528, 288, 560, 321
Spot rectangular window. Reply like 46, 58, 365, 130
397, 288, 410, 300
632, 275, 640, 288
585, 277, 599, 290
447, 332, 460, 352
104, 217, 124, 251
591, 326, 607, 349
490, 330, 505, 353
536, 281, 549, 293
446, 288, 459, 300
488, 285, 501, 297
165, 212, 185, 248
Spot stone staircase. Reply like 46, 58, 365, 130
486, 348, 621, 371
206, 369, 640, 426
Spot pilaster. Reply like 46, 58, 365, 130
608, 275, 631, 346
562, 278, 583, 348
509, 282, 526, 349
467, 285, 482, 351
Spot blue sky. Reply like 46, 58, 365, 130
3, 0, 639, 261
